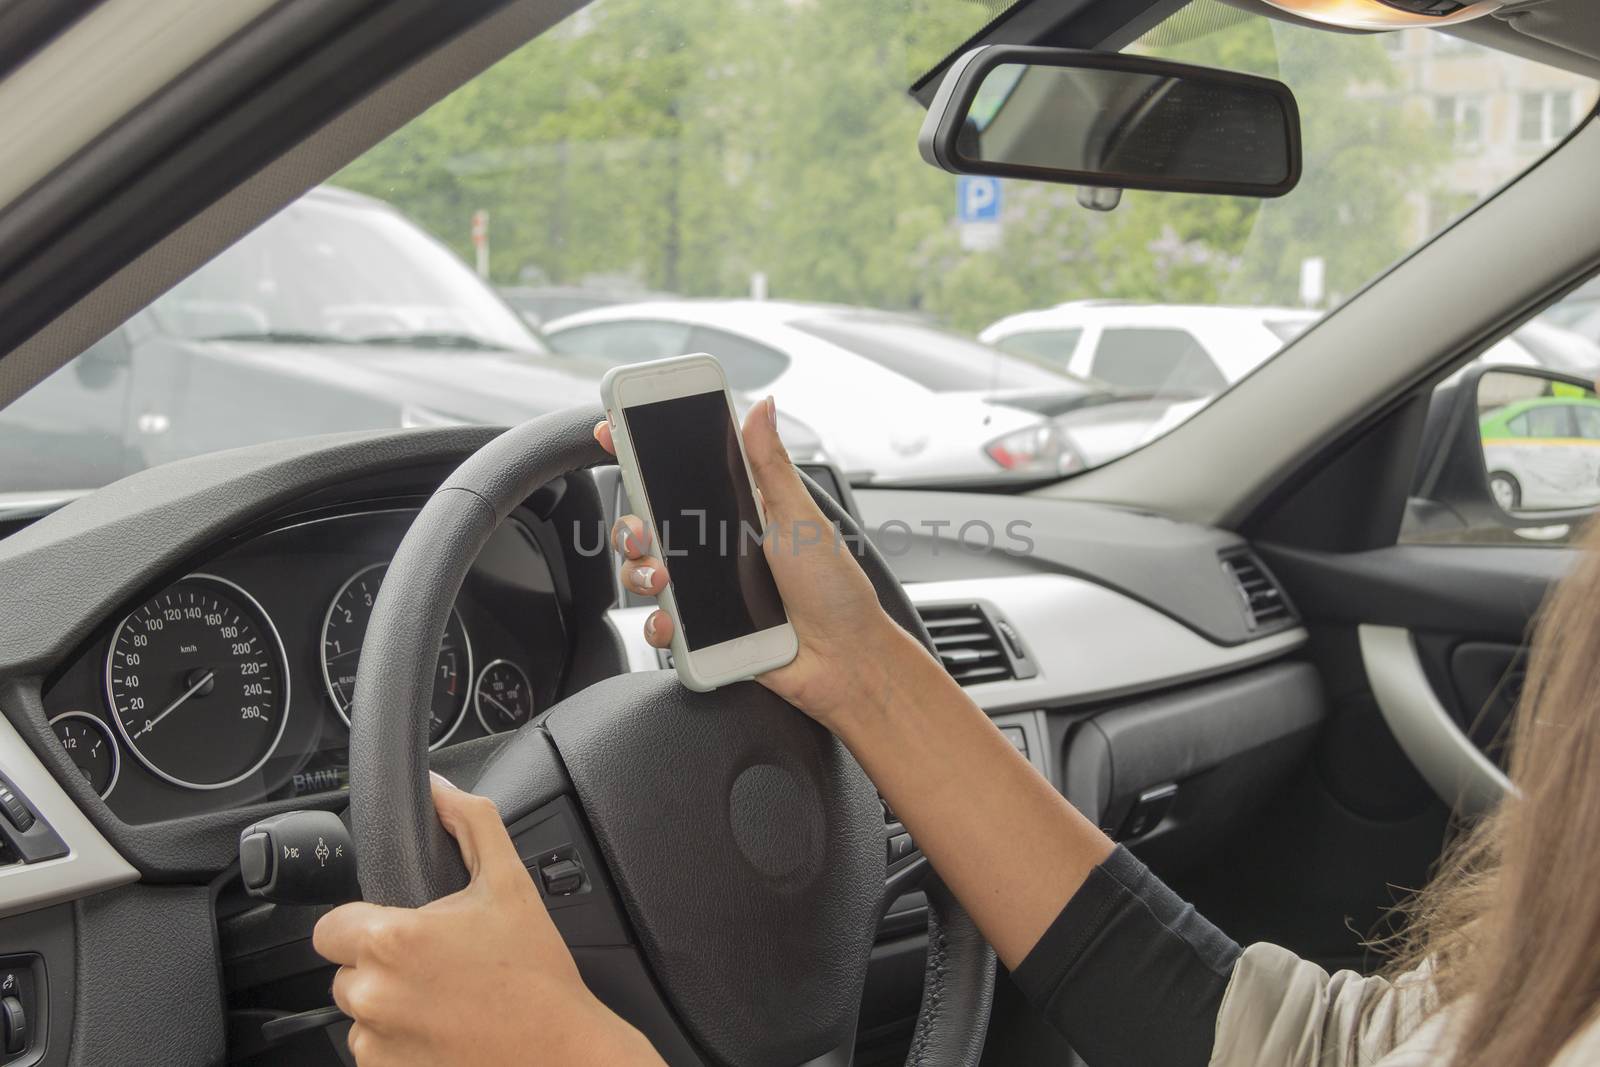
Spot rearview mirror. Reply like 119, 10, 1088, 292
919, 46, 1301, 198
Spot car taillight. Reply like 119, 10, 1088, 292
984, 425, 1082, 475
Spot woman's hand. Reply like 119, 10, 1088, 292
313, 774, 662, 1066
597, 396, 937, 729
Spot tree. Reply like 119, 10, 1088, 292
334, 0, 1450, 333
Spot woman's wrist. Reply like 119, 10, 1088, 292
810, 614, 949, 739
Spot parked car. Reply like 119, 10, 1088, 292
543, 299, 1114, 481
1480, 319, 1600, 379
497, 285, 677, 329
0, 188, 830, 494
1539, 276, 1600, 347
979, 301, 1319, 395
1479, 394, 1600, 512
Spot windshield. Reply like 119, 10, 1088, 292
150, 192, 542, 352
2, 0, 1594, 496
791, 315, 1082, 393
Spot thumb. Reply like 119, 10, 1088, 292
430, 772, 524, 889
742, 396, 817, 523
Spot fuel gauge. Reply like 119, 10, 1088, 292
50, 711, 120, 798
474, 660, 534, 734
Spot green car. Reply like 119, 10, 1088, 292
1480, 394, 1600, 511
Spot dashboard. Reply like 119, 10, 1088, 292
0, 424, 1326, 1067
39, 506, 571, 825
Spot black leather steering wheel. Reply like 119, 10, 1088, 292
348, 405, 994, 1066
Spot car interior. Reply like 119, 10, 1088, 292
0, 0, 1598, 1064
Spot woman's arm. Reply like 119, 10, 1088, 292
608, 401, 1257, 1066
600, 399, 1115, 968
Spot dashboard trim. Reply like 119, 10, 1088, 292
0, 701, 137, 918
611, 574, 1307, 712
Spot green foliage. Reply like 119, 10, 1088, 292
335, 0, 1450, 333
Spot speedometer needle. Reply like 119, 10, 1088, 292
134, 670, 216, 739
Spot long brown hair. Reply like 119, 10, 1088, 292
1387, 515, 1600, 1066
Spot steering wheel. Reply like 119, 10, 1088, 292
348, 406, 995, 1066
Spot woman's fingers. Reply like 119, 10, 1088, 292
741, 397, 815, 523
611, 516, 652, 558
643, 609, 673, 649
620, 557, 667, 596
593, 419, 615, 455
313, 901, 400, 966
428, 774, 523, 889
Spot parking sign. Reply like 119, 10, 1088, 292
957, 176, 1002, 223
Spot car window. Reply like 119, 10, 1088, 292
1088, 328, 1227, 395
546, 321, 692, 363
791, 315, 1074, 392
3, 0, 1593, 495
149, 193, 542, 353
1404, 281, 1600, 547
1525, 404, 1574, 438
685, 327, 789, 391
992, 329, 1083, 367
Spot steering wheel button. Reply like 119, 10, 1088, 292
539, 858, 584, 896
887, 832, 916, 863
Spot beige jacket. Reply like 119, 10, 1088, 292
1210, 943, 1600, 1067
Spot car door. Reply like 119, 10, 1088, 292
1161, 288, 1600, 975
1572, 403, 1600, 499
0, 329, 135, 491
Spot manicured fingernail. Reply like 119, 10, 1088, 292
645, 613, 658, 639
765, 395, 777, 429
429, 771, 457, 790
631, 566, 657, 593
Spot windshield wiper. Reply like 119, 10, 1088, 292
202, 330, 355, 345
350, 332, 512, 352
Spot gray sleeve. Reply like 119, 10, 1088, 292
1207, 943, 1442, 1067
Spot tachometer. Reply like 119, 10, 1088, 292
321, 563, 473, 749
104, 575, 290, 790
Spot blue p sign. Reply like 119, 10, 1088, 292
957, 176, 1002, 223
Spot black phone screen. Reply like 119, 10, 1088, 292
626, 390, 786, 651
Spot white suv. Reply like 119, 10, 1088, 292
980, 302, 1319, 395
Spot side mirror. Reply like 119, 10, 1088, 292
919, 46, 1301, 199
73, 330, 132, 390
1414, 364, 1600, 535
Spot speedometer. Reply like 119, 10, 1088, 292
321, 563, 473, 749
105, 575, 290, 790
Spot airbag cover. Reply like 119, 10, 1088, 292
544, 671, 884, 1066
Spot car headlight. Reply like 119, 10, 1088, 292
984, 424, 1084, 476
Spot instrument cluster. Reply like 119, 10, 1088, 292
41, 507, 569, 824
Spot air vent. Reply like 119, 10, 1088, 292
916, 604, 1014, 686
1220, 550, 1293, 631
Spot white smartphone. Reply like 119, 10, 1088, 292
601, 354, 799, 691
